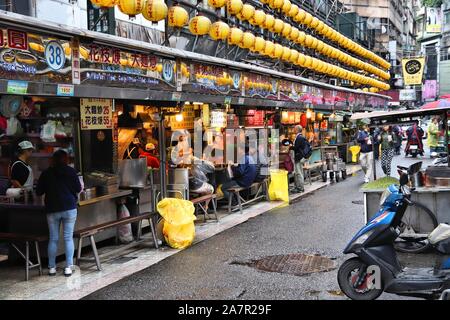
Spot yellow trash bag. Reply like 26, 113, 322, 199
349, 145, 361, 163
157, 198, 196, 249
268, 169, 289, 203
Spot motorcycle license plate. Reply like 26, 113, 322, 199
410, 145, 418, 150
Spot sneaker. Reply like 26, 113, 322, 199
63, 267, 73, 277
48, 267, 57, 276
364, 178, 370, 183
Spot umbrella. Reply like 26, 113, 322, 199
421, 97, 450, 110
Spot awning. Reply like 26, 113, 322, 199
350, 106, 450, 122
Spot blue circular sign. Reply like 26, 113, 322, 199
162, 61, 174, 82
45, 41, 66, 71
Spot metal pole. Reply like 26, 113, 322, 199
445, 111, 449, 168
158, 113, 167, 198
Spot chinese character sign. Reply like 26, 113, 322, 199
402, 58, 425, 86
80, 98, 113, 130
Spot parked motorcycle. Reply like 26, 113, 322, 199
338, 162, 450, 300
432, 153, 448, 166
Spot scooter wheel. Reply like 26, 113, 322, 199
342, 170, 347, 180
335, 172, 340, 182
337, 257, 384, 300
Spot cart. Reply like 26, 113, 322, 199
320, 146, 347, 182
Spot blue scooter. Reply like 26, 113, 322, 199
338, 162, 450, 300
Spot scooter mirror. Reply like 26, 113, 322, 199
399, 172, 409, 186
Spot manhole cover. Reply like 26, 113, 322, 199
233, 253, 336, 276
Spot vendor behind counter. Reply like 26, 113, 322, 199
9, 140, 35, 190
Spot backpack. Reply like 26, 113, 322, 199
283, 153, 294, 173
302, 140, 313, 159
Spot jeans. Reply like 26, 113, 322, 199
221, 180, 240, 201
46, 209, 77, 268
294, 157, 307, 191
359, 151, 373, 181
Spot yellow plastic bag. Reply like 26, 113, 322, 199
157, 198, 196, 249
268, 169, 289, 203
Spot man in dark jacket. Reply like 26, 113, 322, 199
36, 150, 82, 277
221, 146, 257, 202
291, 125, 310, 193
357, 125, 374, 183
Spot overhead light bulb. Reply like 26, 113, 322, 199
175, 113, 184, 122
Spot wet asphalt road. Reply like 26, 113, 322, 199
85, 165, 433, 300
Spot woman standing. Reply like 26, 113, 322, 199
36, 150, 82, 277
378, 125, 395, 176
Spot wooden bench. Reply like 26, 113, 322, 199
227, 179, 269, 214
190, 193, 218, 221
303, 162, 323, 185
74, 212, 158, 271
0, 233, 47, 281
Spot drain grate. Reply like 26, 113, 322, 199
233, 253, 336, 276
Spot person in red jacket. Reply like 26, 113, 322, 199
139, 143, 160, 169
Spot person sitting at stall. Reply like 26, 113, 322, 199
139, 143, 160, 169
36, 150, 82, 277
221, 145, 257, 202
10, 140, 35, 189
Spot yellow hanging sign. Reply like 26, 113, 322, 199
402, 57, 425, 86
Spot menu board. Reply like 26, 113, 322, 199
80, 98, 113, 130
210, 110, 227, 128
169, 105, 195, 130
245, 110, 265, 127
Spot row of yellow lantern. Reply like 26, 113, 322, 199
223, 0, 390, 82
90, 0, 169, 21
261, 0, 390, 70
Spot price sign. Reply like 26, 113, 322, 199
45, 41, 66, 71
80, 98, 113, 130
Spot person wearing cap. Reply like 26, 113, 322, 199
10, 140, 35, 189
139, 143, 160, 169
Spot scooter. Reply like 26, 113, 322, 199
432, 153, 448, 166
337, 162, 450, 300
405, 139, 424, 158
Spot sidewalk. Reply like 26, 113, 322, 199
0, 165, 360, 300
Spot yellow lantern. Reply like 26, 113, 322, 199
270, 0, 284, 9
189, 15, 212, 36
297, 31, 306, 44
142, 0, 168, 22
281, 46, 291, 61
294, 9, 306, 23
167, 5, 189, 27
316, 20, 325, 33
303, 12, 313, 25
289, 27, 299, 42
90, 0, 117, 7
316, 40, 324, 52
239, 4, 255, 21
250, 9, 266, 26
282, 0, 291, 14
208, 0, 227, 8
297, 53, 306, 66
304, 55, 312, 68
241, 32, 255, 49
310, 37, 318, 49
273, 19, 284, 34
209, 21, 230, 41
273, 44, 283, 59
304, 35, 313, 47
311, 58, 319, 70
289, 49, 299, 64
310, 17, 319, 28
254, 37, 266, 53
281, 23, 292, 38
226, 0, 243, 15
228, 27, 243, 45
118, 0, 144, 17
264, 14, 275, 30
289, 4, 299, 18
264, 41, 275, 57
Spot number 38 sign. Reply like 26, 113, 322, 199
45, 41, 66, 71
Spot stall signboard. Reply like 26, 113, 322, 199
243, 73, 278, 99
0, 26, 72, 84
399, 89, 417, 101
80, 98, 113, 130
169, 104, 195, 130
183, 62, 242, 96
278, 80, 309, 102
245, 110, 265, 127
423, 80, 437, 100
77, 42, 176, 90
402, 57, 425, 86
210, 110, 227, 128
